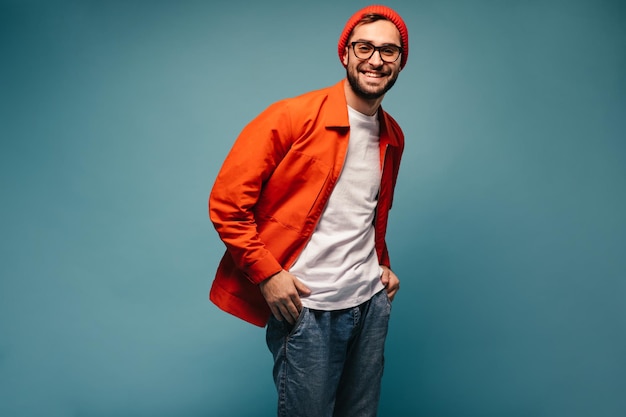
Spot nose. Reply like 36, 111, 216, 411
368, 49, 384, 66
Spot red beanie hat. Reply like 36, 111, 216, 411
338, 5, 409, 69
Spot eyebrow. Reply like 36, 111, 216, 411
352, 39, 401, 47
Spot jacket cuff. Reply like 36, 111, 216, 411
244, 253, 283, 285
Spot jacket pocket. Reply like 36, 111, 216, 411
256, 150, 330, 231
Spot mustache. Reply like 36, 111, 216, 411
357, 63, 390, 74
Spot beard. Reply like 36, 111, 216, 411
346, 61, 399, 100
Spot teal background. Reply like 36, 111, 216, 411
1, 0, 624, 416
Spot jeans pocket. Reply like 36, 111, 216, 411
266, 308, 310, 360
287, 307, 308, 338
381, 289, 392, 314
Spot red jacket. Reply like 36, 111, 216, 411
208, 80, 404, 326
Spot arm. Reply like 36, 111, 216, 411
209, 102, 291, 283
378, 115, 404, 301
209, 101, 310, 323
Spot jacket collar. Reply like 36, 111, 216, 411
324, 80, 351, 129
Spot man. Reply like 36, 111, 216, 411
209, 5, 408, 416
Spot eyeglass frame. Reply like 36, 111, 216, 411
350, 41, 403, 63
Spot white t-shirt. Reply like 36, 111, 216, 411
289, 106, 384, 310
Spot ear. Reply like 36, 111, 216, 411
342, 46, 349, 66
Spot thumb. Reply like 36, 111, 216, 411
292, 276, 311, 296
380, 268, 390, 286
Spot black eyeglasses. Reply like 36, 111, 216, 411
350, 41, 403, 63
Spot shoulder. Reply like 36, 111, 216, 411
279, 83, 337, 110
252, 84, 333, 119
262, 82, 346, 130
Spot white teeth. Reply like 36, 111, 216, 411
364, 72, 383, 78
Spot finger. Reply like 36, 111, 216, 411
387, 284, 399, 301
291, 292, 306, 313
278, 303, 296, 325
388, 287, 397, 300
286, 299, 301, 321
270, 305, 283, 322
380, 270, 390, 286
293, 277, 311, 296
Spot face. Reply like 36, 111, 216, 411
342, 19, 402, 101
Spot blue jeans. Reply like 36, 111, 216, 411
265, 289, 391, 417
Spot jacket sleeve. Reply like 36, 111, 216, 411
379, 119, 405, 270
209, 101, 293, 284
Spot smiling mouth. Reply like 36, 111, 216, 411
362, 71, 386, 78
